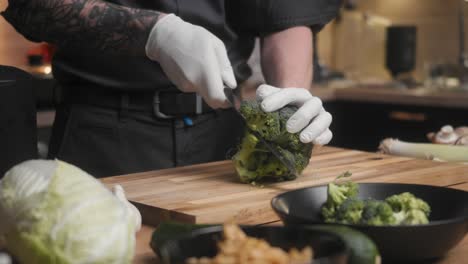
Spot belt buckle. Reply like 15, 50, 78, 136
195, 93, 203, 115
153, 91, 204, 119
153, 91, 173, 119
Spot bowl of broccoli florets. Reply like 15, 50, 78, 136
271, 172, 468, 263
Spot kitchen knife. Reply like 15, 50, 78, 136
224, 87, 298, 177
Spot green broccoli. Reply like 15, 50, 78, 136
327, 180, 359, 205
360, 199, 397, 226
402, 209, 431, 225
385, 192, 431, 225
232, 100, 313, 183
321, 205, 338, 223
320, 173, 432, 226
334, 198, 365, 224
321, 172, 359, 222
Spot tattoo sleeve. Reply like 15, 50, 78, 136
2, 0, 160, 56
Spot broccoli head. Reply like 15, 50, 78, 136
386, 192, 431, 225
232, 100, 313, 183
360, 199, 397, 226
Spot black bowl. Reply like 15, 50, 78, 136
271, 183, 468, 263
158, 225, 349, 264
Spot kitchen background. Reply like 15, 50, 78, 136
319, 0, 468, 82
2, 0, 467, 81
1, 0, 468, 156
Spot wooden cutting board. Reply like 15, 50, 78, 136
101, 146, 468, 226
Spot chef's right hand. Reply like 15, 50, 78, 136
145, 14, 237, 109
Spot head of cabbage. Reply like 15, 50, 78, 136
0, 159, 142, 264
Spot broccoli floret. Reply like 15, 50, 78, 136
232, 132, 261, 183
239, 100, 282, 142
401, 209, 430, 225
232, 100, 313, 183
386, 192, 431, 214
335, 198, 365, 224
386, 192, 431, 225
360, 199, 397, 226
320, 173, 432, 226
321, 205, 338, 223
328, 181, 359, 206
321, 172, 359, 221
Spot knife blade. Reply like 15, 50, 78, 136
224, 87, 298, 177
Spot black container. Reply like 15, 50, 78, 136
158, 225, 349, 264
271, 183, 468, 263
386, 26, 417, 78
0, 66, 37, 177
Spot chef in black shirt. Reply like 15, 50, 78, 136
2, 0, 342, 177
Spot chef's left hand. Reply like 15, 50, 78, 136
256, 84, 333, 145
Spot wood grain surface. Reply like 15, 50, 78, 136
102, 146, 468, 226
101, 146, 468, 263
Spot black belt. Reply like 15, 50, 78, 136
61, 86, 214, 118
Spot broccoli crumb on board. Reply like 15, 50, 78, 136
250, 181, 265, 188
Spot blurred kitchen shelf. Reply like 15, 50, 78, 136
325, 100, 468, 152
314, 85, 468, 109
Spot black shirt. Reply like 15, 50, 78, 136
52, 0, 342, 92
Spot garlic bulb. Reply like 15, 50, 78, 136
455, 135, 468, 146
427, 125, 468, 146
454, 127, 468, 137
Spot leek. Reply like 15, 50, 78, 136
379, 138, 468, 163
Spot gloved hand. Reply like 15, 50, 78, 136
145, 14, 236, 109
256, 84, 333, 145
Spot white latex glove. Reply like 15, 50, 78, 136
145, 14, 237, 109
256, 84, 333, 145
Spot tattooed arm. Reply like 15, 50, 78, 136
2, 0, 162, 56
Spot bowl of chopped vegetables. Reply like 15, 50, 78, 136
156, 223, 349, 264
271, 172, 468, 263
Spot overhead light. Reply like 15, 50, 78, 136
43, 66, 52, 75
